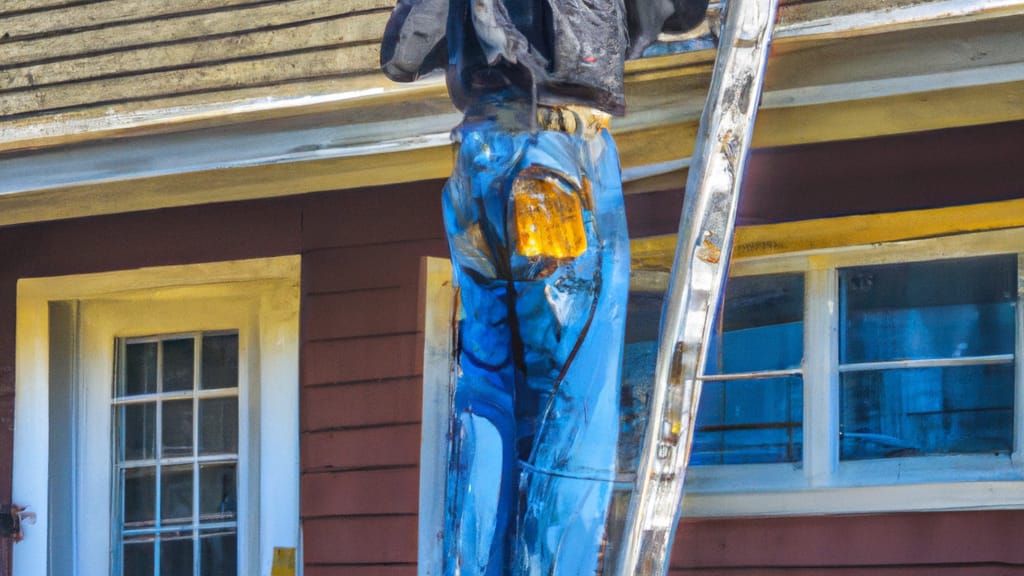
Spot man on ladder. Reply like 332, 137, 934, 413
379, 0, 778, 573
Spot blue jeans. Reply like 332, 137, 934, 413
442, 115, 630, 575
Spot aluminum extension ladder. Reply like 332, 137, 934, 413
616, 0, 781, 573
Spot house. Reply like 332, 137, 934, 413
0, 0, 1022, 574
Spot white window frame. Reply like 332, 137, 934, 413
12, 256, 302, 576
684, 227, 1024, 517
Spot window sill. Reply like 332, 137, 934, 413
682, 454, 1024, 517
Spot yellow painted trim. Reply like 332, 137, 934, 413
18, 255, 301, 300
1, 145, 456, 227
619, 79, 1024, 168
632, 197, 1024, 270
753, 79, 1024, 148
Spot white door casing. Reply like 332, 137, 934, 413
13, 257, 301, 576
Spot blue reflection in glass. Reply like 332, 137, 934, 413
704, 322, 803, 375
693, 377, 803, 465
841, 365, 1014, 460
443, 110, 630, 575
623, 272, 805, 467
840, 255, 1016, 364
839, 255, 1017, 461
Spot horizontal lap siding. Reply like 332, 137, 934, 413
672, 511, 1024, 573
302, 377, 423, 430
2, 125, 1024, 574
299, 180, 447, 571
669, 567, 1023, 576
0, 0, 390, 121
304, 515, 418, 564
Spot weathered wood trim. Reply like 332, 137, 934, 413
777, 0, 1024, 40
754, 78, 1024, 146
1, 0, 390, 68
3, 0, 1022, 153
0, 0, 388, 41
631, 197, 1024, 271
0, 44, 381, 118
1, 14, 388, 92
0, 143, 456, 227
621, 76, 1024, 168
417, 257, 455, 576
0, 1, 1022, 227
0, 75, 447, 150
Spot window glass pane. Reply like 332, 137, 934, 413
840, 255, 1016, 364
122, 538, 154, 576
163, 400, 194, 458
199, 463, 237, 523
123, 342, 157, 396
160, 533, 193, 576
116, 332, 240, 576
199, 398, 238, 456
620, 340, 657, 475
705, 273, 804, 375
201, 531, 237, 576
161, 465, 194, 526
622, 273, 805, 467
163, 338, 195, 392
692, 376, 803, 465
121, 403, 156, 461
202, 334, 238, 390
623, 342, 804, 467
124, 467, 157, 528
840, 364, 1014, 460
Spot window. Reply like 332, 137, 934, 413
837, 255, 1016, 461
115, 333, 240, 575
679, 231, 1024, 516
13, 257, 301, 576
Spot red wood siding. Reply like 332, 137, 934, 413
739, 119, 1024, 225
0, 120, 1022, 574
298, 180, 447, 574
672, 510, 1024, 574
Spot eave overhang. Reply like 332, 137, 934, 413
0, 0, 1022, 227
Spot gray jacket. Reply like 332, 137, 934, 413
380, 0, 709, 115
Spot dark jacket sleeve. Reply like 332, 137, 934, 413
625, 0, 710, 59
380, 0, 450, 82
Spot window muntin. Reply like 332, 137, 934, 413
698, 273, 805, 465
114, 332, 239, 576
837, 255, 1017, 461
